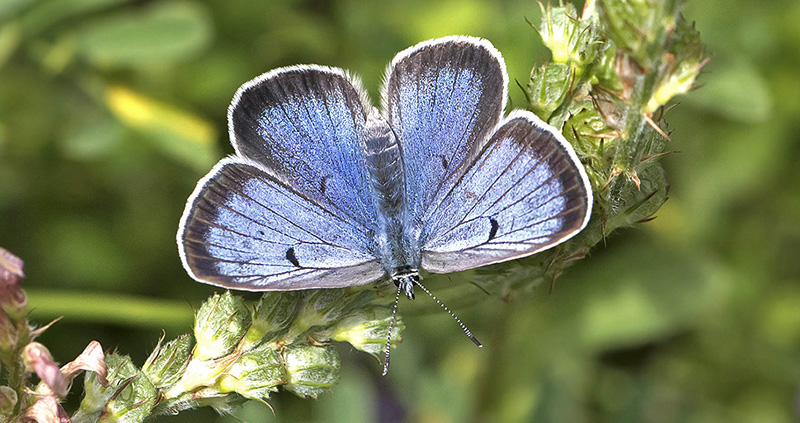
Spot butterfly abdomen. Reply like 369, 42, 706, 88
363, 109, 421, 280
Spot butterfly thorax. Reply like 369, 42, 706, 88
364, 108, 421, 297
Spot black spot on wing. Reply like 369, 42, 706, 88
286, 247, 300, 267
320, 175, 330, 195
488, 217, 499, 241
440, 155, 449, 170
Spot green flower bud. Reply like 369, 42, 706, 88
283, 345, 340, 399
607, 155, 668, 231
288, 290, 351, 339
0, 310, 16, 353
217, 344, 284, 401
193, 394, 246, 416
241, 292, 298, 350
331, 306, 403, 359
645, 16, 707, 114
194, 292, 251, 361
142, 334, 192, 389
158, 386, 245, 416
526, 62, 572, 121
102, 355, 156, 423
166, 351, 235, 397
596, 0, 670, 68
75, 368, 111, 421
0, 385, 17, 415
646, 60, 698, 114
591, 45, 625, 95
538, 3, 596, 75
75, 354, 156, 423
563, 106, 618, 190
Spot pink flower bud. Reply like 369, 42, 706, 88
61, 341, 108, 387
0, 248, 24, 281
0, 248, 27, 319
22, 343, 69, 399
21, 395, 70, 423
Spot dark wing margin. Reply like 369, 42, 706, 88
420, 110, 593, 273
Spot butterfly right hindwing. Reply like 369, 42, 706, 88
420, 111, 592, 273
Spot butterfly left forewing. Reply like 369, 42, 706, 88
180, 66, 389, 291
420, 110, 592, 274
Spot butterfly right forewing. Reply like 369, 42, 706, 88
383, 36, 507, 228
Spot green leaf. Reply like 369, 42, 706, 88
60, 116, 123, 160
16, 0, 127, 37
104, 85, 218, 170
0, 0, 34, 20
574, 239, 727, 351
26, 289, 194, 328
0, 22, 20, 68
684, 57, 772, 123
74, 1, 212, 68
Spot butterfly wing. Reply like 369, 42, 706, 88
382, 36, 507, 226
420, 111, 593, 273
229, 65, 377, 229
178, 67, 384, 290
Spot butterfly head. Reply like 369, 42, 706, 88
391, 267, 419, 300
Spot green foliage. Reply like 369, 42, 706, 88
74, 1, 212, 68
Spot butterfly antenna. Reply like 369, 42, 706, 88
414, 281, 482, 348
382, 283, 403, 376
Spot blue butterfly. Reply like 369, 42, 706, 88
177, 36, 592, 372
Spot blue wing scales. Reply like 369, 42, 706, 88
179, 67, 385, 290
382, 36, 507, 228
420, 111, 592, 273
229, 65, 377, 235
179, 159, 384, 290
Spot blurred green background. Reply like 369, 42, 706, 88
1, 0, 798, 422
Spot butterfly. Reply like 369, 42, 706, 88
177, 35, 592, 373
